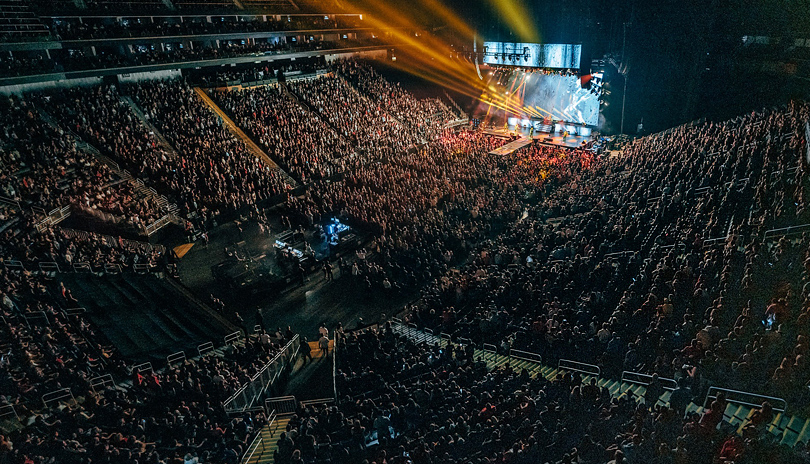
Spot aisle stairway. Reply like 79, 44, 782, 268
389, 323, 810, 449
243, 339, 333, 464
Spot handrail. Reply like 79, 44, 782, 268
132, 361, 153, 375
198, 341, 215, 357
0, 404, 19, 422
510, 348, 542, 364
224, 335, 300, 413
332, 331, 338, 403
42, 387, 74, 409
167, 350, 186, 367
703, 386, 786, 414
241, 409, 276, 464
264, 395, 297, 415
558, 359, 601, 377
89, 374, 116, 393
621, 371, 677, 391
763, 223, 810, 240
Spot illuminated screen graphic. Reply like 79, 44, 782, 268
482, 42, 581, 69
496, 71, 600, 126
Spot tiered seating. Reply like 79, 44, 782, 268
288, 74, 412, 157
0, 0, 49, 41
172, 0, 236, 10
211, 84, 356, 183
0, 95, 165, 233
338, 60, 455, 139
129, 79, 293, 222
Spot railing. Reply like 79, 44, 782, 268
0, 194, 21, 210
3, 260, 24, 272
763, 223, 810, 241
223, 335, 300, 413
24, 311, 49, 328
703, 386, 786, 414
0, 404, 18, 422
34, 205, 71, 232
198, 341, 215, 357
167, 350, 186, 367
621, 371, 678, 392
558, 359, 601, 377
241, 409, 276, 464
42, 388, 74, 409
481, 343, 498, 362
510, 348, 542, 364
89, 374, 116, 394
145, 214, 172, 236
225, 330, 244, 346
264, 395, 298, 415
332, 331, 338, 402
132, 361, 153, 375
38, 261, 60, 273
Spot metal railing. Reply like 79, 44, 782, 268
42, 388, 74, 409
558, 359, 601, 377
145, 214, 172, 236
0, 404, 18, 423
241, 410, 277, 464
332, 331, 338, 402
89, 374, 116, 393
764, 223, 810, 241
510, 348, 542, 364
132, 362, 153, 375
223, 335, 300, 413
621, 371, 677, 392
198, 341, 215, 357
703, 386, 786, 414
264, 395, 298, 415
167, 350, 186, 367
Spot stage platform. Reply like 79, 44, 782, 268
483, 127, 592, 150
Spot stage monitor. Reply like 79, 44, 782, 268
483, 42, 581, 69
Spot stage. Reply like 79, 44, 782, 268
483, 127, 593, 150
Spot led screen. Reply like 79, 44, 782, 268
483, 42, 581, 69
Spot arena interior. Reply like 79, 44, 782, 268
2, 0, 810, 463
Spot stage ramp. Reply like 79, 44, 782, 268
489, 137, 533, 156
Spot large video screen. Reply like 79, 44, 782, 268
483, 42, 581, 69
515, 71, 599, 126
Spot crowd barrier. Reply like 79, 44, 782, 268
264, 395, 298, 415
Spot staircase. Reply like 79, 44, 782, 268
244, 415, 290, 464
388, 322, 810, 448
